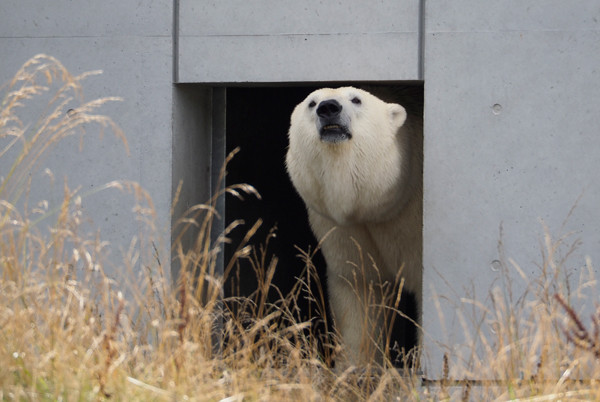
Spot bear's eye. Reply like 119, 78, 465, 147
308, 100, 316, 108
351, 97, 361, 105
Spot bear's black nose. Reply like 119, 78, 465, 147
317, 99, 342, 118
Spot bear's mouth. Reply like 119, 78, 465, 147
319, 124, 352, 143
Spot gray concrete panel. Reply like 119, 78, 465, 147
180, 0, 419, 35
0, 33, 172, 280
178, 33, 420, 83
171, 86, 217, 280
177, 0, 421, 82
423, 1, 600, 377
426, 0, 600, 33
0, 0, 171, 37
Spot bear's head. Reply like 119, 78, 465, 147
286, 87, 414, 224
289, 87, 407, 147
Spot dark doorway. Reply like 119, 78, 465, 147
223, 84, 423, 366
223, 86, 332, 358
224, 86, 323, 300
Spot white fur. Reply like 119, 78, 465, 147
286, 87, 422, 367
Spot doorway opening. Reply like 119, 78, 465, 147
222, 83, 423, 366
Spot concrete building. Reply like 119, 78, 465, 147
2, 1, 599, 378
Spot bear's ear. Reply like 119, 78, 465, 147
388, 103, 407, 128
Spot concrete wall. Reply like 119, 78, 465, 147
176, 0, 422, 82
0, 1, 173, 276
2, 0, 600, 379
423, 0, 600, 375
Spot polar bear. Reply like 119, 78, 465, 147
285, 87, 422, 368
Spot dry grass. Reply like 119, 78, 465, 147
424, 227, 600, 400
1, 55, 600, 401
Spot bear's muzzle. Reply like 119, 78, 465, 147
317, 99, 352, 143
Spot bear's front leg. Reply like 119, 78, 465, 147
327, 270, 386, 369
308, 210, 387, 369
